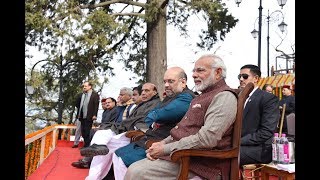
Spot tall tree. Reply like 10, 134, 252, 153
26, 0, 238, 97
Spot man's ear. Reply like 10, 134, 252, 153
254, 75, 260, 84
215, 68, 222, 80
180, 78, 187, 84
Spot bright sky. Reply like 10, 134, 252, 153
26, 0, 295, 102
166, 0, 295, 89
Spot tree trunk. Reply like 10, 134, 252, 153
146, 0, 167, 99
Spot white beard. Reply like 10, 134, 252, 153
195, 73, 215, 92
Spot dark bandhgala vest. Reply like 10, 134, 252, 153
160, 79, 237, 180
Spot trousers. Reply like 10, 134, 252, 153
85, 129, 130, 180
73, 119, 82, 145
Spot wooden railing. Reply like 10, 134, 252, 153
25, 124, 76, 180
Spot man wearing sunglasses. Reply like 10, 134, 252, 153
238, 64, 280, 166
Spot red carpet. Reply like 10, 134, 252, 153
28, 140, 89, 180
28, 140, 282, 180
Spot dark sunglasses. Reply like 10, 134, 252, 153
238, 73, 249, 80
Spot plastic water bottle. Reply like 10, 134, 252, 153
278, 133, 290, 164
272, 133, 280, 164
277, 134, 284, 163
281, 134, 290, 164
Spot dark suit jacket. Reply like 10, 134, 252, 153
99, 107, 118, 130
279, 95, 295, 115
241, 88, 280, 163
75, 91, 100, 121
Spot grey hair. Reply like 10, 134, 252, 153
199, 54, 227, 79
120, 87, 133, 97
179, 71, 188, 81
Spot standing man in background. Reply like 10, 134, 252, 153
76, 81, 100, 147
279, 85, 295, 134
72, 88, 87, 148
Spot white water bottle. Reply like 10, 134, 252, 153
272, 133, 280, 164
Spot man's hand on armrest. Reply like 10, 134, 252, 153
145, 139, 161, 149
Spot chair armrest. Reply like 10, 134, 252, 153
125, 130, 145, 138
170, 147, 239, 162
145, 139, 161, 149
132, 134, 145, 142
170, 148, 239, 180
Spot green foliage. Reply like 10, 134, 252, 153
26, 0, 238, 82
145, 0, 163, 23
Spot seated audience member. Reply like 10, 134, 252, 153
83, 83, 160, 180
89, 97, 118, 140
115, 87, 136, 123
112, 67, 195, 180
279, 84, 295, 133
71, 87, 136, 169
100, 97, 117, 124
238, 64, 279, 166
262, 83, 273, 93
125, 54, 238, 180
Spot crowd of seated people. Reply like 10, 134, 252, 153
70, 54, 294, 180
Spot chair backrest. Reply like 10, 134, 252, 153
286, 113, 295, 137
230, 82, 254, 179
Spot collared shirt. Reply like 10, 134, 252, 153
244, 86, 258, 108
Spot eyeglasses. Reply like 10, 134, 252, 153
238, 73, 249, 80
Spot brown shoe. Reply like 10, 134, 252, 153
71, 160, 90, 169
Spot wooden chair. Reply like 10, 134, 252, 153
125, 129, 146, 142
170, 82, 254, 180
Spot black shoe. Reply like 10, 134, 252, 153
80, 144, 109, 157
72, 144, 78, 148
71, 160, 90, 169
